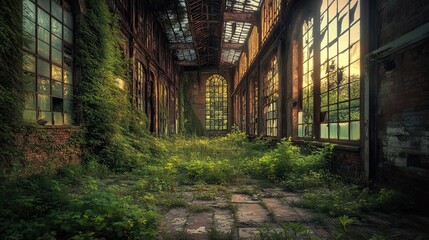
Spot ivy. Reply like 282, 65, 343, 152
0, 0, 25, 168
182, 72, 205, 136
76, 0, 154, 170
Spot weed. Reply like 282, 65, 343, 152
254, 223, 320, 240
188, 204, 212, 212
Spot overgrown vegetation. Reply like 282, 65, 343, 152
0, 0, 25, 168
76, 0, 158, 171
1, 130, 413, 239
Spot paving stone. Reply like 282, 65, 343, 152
236, 203, 270, 225
160, 207, 188, 238
238, 228, 259, 239
262, 198, 301, 222
231, 194, 259, 203
213, 209, 234, 234
283, 192, 302, 204
261, 188, 286, 197
307, 223, 332, 239
185, 211, 213, 240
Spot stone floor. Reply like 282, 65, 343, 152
157, 180, 429, 240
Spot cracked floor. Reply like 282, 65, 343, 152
157, 179, 429, 240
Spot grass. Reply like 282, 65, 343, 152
0, 132, 415, 239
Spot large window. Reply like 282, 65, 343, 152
298, 0, 360, 141
261, 0, 281, 42
23, 0, 74, 125
263, 55, 279, 137
249, 75, 258, 135
298, 18, 314, 137
159, 78, 169, 135
135, 61, 146, 111
205, 74, 228, 130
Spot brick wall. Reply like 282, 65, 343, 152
376, 0, 429, 195
18, 126, 81, 175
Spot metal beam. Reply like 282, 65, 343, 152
224, 11, 257, 24
169, 43, 194, 49
175, 60, 199, 66
222, 42, 243, 49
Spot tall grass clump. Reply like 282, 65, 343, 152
249, 138, 333, 190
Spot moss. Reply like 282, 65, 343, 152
76, 0, 154, 171
182, 72, 205, 136
0, 0, 25, 168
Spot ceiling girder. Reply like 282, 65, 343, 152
169, 43, 194, 49
224, 11, 257, 24
222, 42, 243, 49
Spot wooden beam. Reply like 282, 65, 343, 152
175, 60, 199, 66
224, 11, 257, 24
222, 42, 243, 49
169, 43, 194, 49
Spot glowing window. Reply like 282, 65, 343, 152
319, 0, 360, 140
263, 55, 278, 137
205, 74, 228, 130
23, 0, 74, 125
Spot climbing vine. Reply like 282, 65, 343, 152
0, 0, 25, 168
182, 72, 205, 136
76, 0, 155, 170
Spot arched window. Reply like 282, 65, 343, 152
22, 0, 74, 125
205, 74, 228, 130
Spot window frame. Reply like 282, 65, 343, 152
296, 0, 362, 143
205, 74, 228, 131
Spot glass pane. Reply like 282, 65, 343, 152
38, 26, 50, 43
24, 74, 36, 91
339, 122, 349, 140
37, 59, 50, 77
24, 17, 35, 36
37, 40, 49, 58
38, 0, 50, 12
38, 77, 50, 94
64, 99, 72, 113
38, 111, 52, 125
52, 81, 63, 97
23, 54, 36, 73
64, 84, 73, 99
350, 121, 360, 140
329, 123, 338, 139
53, 112, 63, 125
64, 10, 73, 28
23, 0, 36, 20
350, 81, 360, 99
25, 92, 36, 110
52, 34, 62, 49
52, 18, 62, 37
38, 94, 51, 111
350, 107, 360, 120
52, 1, 62, 20
63, 68, 72, 84
320, 123, 329, 138
37, 8, 50, 29
350, 22, 360, 44
52, 64, 62, 81
24, 36, 36, 53
350, 41, 360, 63
64, 113, 73, 125
64, 27, 73, 43
52, 47, 62, 65
23, 110, 36, 122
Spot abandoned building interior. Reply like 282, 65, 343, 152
0, 0, 429, 238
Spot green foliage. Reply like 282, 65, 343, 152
249, 138, 332, 184
0, 0, 25, 167
0, 174, 159, 239
76, 0, 154, 170
181, 72, 205, 135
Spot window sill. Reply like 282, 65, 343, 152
292, 138, 360, 152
